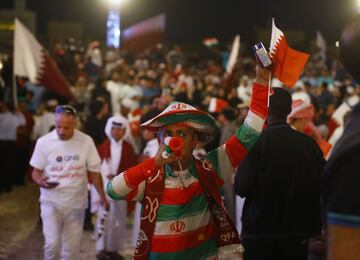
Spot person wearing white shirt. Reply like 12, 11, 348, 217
0, 101, 26, 192
237, 75, 253, 104
94, 115, 138, 259
30, 105, 109, 260
32, 99, 58, 140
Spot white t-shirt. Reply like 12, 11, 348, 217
30, 130, 101, 209
107, 80, 124, 114
0, 111, 25, 140
32, 111, 55, 139
107, 81, 139, 114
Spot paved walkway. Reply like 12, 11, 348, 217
0, 183, 134, 260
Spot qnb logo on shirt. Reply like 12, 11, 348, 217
56, 154, 80, 163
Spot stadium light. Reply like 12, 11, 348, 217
356, 0, 360, 12
103, 0, 130, 48
106, 0, 129, 8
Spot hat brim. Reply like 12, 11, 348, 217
141, 110, 217, 143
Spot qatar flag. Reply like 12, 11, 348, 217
14, 18, 73, 99
269, 19, 309, 87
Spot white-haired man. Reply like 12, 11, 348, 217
30, 105, 109, 260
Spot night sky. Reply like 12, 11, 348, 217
0, 0, 357, 44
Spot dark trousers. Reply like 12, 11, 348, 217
0, 140, 16, 192
242, 237, 308, 260
14, 145, 30, 186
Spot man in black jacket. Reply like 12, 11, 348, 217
323, 15, 360, 259
235, 87, 325, 260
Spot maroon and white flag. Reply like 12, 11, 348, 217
269, 19, 309, 87
14, 18, 73, 99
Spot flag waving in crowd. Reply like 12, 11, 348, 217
316, 30, 327, 57
269, 19, 309, 87
222, 34, 241, 91
14, 18, 73, 100
226, 34, 240, 74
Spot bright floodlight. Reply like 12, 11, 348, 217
107, 0, 128, 8
335, 41, 340, 48
107, 10, 121, 48
356, 0, 360, 11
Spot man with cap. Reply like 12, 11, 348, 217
235, 87, 325, 260
106, 63, 270, 259
94, 115, 138, 259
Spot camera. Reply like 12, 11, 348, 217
253, 42, 272, 67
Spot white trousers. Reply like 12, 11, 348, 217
40, 202, 85, 260
95, 200, 127, 252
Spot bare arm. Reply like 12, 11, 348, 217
89, 171, 109, 209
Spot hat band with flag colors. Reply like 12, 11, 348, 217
269, 19, 310, 87
141, 101, 217, 143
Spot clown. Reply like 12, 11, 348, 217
106, 65, 270, 259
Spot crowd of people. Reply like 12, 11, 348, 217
0, 35, 359, 259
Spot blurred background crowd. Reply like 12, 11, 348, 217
0, 36, 358, 193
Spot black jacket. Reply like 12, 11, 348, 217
235, 124, 325, 238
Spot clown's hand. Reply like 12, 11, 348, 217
254, 64, 271, 86
154, 144, 177, 167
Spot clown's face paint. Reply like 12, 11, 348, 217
159, 125, 198, 161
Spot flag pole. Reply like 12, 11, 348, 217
12, 18, 17, 107
12, 74, 17, 107
267, 17, 275, 107
267, 71, 272, 107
